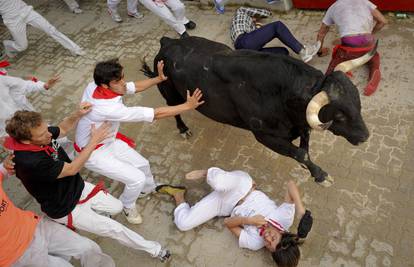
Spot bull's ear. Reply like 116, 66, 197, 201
160, 37, 174, 47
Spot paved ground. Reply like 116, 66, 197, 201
1, 1, 414, 266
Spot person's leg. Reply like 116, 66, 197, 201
25, 10, 83, 55
236, 21, 303, 53
107, 0, 121, 11
127, 0, 138, 14
84, 143, 147, 210
42, 218, 115, 267
62, 0, 81, 13
3, 19, 29, 57
364, 52, 381, 96
112, 140, 156, 194
173, 190, 223, 231
107, 0, 123, 22
164, 0, 189, 25
259, 46, 289, 55
83, 181, 124, 216
139, 0, 186, 34
52, 202, 163, 258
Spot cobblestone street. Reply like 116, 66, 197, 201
1, 1, 413, 266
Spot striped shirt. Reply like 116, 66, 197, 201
230, 7, 272, 43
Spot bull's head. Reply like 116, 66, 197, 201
306, 43, 377, 145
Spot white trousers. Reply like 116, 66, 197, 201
107, 0, 139, 14
53, 182, 162, 257
84, 139, 156, 209
139, 0, 189, 34
174, 170, 244, 231
3, 10, 82, 56
62, 0, 80, 10
13, 218, 115, 267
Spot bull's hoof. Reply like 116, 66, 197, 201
180, 130, 193, 139
316, 175, 334, 187
300, 163, 308, 169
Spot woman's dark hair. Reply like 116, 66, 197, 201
93, 58, 123, 86
6, 111, 42, 141
271, 232, 303, 267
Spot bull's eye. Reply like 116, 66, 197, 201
334, 112, 346, 122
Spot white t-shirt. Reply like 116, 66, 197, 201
75, 82, 154, 148
0, 75, 45, 137
231, 190, 295, 251
322, 0, 377, 37
0, 0, 33, 24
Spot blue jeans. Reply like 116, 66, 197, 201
234, 21, 303, 55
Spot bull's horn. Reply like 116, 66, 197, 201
334, 40, 378, 73
306, 91, 332, 131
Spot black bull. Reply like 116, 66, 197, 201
142, 36, 369, 186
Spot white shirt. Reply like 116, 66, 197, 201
231, 190, 295, 251
75, 82, 155, 148
0, 0, 33, 24
0, 75, 45, 137
322, 0, 377, 37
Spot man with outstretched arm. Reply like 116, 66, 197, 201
5, 105, 172, 263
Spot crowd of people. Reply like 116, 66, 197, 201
0, 0, 387, 266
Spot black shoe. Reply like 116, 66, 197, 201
180, 31, 190, 39
184, 20, 196, 30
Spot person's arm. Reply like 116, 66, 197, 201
57, 122, 111, 178
224, 215, 267, 238
284, 180, 305, 219
238, 7, 271, 18
58, 102, 92, 138
317, 23, 330, 56
371, 8, 387, 34
153, 88, 204, 120
134, 61, 168, 93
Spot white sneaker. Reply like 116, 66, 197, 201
72, 7, 83, 14
127, 11, 144, 19
300, 41, 321, 63
108, 8, 123, 23
123, 205, 143, 224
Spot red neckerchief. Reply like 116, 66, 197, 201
92, 86, 121, 99
4, 137, 56, 157
0, 60, 10, 68
259, 218, 286, 236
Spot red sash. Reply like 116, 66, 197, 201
73, 132, 136, 152
67, 180, 108, 231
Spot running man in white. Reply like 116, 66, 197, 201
0, 0, 85, 58
75, 58, 204, 224
0, 73, 59, 137
107, 0, 144, 22
139, 0, 196, 38
62, 0, 82, 14
157, 167, 313, 267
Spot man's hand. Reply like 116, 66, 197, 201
247, 215, 267, 227
77, 102, 93, 117
157, 60, 168, 82
89, 122, 112, 145
185, 88, 204, 109
318, 47, 330, 57
44, 76, 60, 90
4, 154, 15, 175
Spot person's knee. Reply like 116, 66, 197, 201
13, 39, 28, 51
171, 2, 185, 12
174, 218, 195, 232
111, 198, 124, 214
77, 237, 101, 253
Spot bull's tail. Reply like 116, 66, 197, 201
140, 57, 157, 78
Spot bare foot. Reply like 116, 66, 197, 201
185, 170, 207, 180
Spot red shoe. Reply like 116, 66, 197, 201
364, 69, 381, 96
